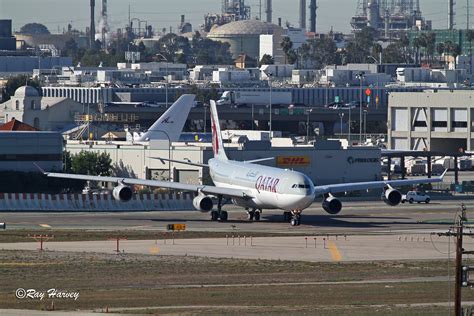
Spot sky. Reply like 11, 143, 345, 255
0, 0, 464, 34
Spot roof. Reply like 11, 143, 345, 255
14, 85, 40, 98
0, 118, 39, 131
208, 20, 283, 37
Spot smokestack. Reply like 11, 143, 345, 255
278, 17, 282, 27
100, 0, 108, 48
90, 0, 96, 47
448, 0, 455, 30
299, 0, 306, 30
309, 0, 317, 33
181, 15, 185, 24
265, 0, 272, 23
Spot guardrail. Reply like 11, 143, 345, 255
0, 192, 194, 212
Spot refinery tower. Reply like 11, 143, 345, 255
351, 0, 431, 38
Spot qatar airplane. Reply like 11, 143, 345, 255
43, 101, 446, 226
126, 94, 196, 142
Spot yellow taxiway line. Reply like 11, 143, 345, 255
328, 240, 342, 262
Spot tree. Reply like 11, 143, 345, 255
1, 75, 41, 102
280, 37, 293, 64
19, 23, 50, 35
259, 54, 274, 66
436, 42, 445, 65
71, 151, 112, 176
466, 30, 474, 72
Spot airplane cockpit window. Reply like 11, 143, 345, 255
292, 184, 311, 189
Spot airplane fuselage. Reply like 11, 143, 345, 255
208, 158, 315, 211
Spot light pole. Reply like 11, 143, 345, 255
306, 108, 313, 143
339, 112, 344, 136
356, 72, 365, 145
364, 109, 368, 142
149, 129, 172, 181
156, 53, 169, 108
266, 72, 273, 139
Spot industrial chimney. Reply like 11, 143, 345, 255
265, 0, 272, 23
309, 0, 317, 33
90, 0, 96, 47
299, 0, 306, 30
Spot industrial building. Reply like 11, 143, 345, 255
0, 20, 16, 51
207, 20, 285, 61
388, 90, 474, 152
0, 128, 62, 172
351, 0, 430, 38
66, 140, 381, 186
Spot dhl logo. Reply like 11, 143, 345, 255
277, 156, 311, 166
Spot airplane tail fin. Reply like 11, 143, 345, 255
138, 94, 196, 142
210, 100, 228, 160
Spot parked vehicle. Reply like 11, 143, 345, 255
344, 100, 368, 108
216, 90, 292, 107
402, 191, 431, 204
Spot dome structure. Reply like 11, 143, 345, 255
14, 86, 40, 98
208, 20, 283, 37
207, 20, 285, 60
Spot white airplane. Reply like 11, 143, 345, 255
126, 94, 196, 142
43, 101, 446, 226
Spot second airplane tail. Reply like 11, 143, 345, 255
137, 94, 196, 142
210, 100, 228, 161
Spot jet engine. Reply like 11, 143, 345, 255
322, 196, 342, 215
112, 185, 133, 202
382, 188, 402, 206
193, 194, 213, 212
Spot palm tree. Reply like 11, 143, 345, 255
280, 37, 293, 64
465, 30, 474, 73
425, 32, 436, 64
436, 42, 445, 66
412, 37, 422, 65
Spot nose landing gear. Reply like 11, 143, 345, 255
284, 210, 301, 226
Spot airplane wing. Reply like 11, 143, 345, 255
44, 172, 254, 199
314, 170, 447, 195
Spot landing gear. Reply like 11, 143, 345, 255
210, 195, 228, 222
247, 209, 262, 221
287, 211, 302, 226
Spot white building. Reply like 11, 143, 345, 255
1, 86, 90, 132
212, 68, 251, 83
388, 90, 474, 152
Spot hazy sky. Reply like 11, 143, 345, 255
0, 0, 462, 34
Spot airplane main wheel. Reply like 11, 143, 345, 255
219, 211, 228, 221
254, 211, 261, 221
247, 210, 255, 221
211, 211, 219, 221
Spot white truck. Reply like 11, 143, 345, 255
216, 91, 292, 107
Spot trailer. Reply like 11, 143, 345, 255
216, 90, 292, 107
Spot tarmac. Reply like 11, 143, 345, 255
0, 233, 464, 263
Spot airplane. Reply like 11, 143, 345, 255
125, 94, 196, 142
42, 101, 446, 226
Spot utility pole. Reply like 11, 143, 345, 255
438, 204, 469, 316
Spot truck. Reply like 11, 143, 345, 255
216, 90, 293, 107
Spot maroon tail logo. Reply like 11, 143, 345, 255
211, 116, 219, 155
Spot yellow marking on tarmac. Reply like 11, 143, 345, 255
328, 241, 342, 262
39, 224, 51, 228
149, 246, 160, 255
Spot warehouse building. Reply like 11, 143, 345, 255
66, 140, 381, 186
388, 90, 474, 152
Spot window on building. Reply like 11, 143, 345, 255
452, 121, 468, 128
413, 121, 427, 127
432, 121, 448, 128
33, 117, 40, 129
30, 100, 35, 110
15, 100, 19, 110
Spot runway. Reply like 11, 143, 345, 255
0, 199, 472, 234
